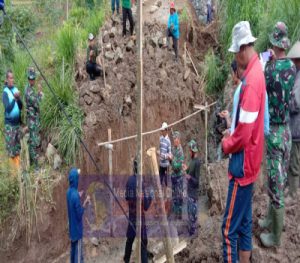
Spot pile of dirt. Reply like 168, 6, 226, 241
76, 15, 215, 177
176, 160, 300, 263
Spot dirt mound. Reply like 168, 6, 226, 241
76, 17, 213, 177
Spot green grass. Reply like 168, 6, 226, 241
203, 49, 228, 95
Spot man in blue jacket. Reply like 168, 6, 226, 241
123, 158, 153, 263
166, 2, 180, 61
67, 168, 90, 263
2, 70, 23, 174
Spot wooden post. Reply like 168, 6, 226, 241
184, 42, 187, 70
136, 0, 143, 261
108, 129, 113, 237
147, 147, 175, 263
205, 101, 208, 175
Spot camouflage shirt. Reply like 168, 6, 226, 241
265, 58, 296, 124
25, 84, 42, 120
171, 144, 184, 176
86, 44, 99, 64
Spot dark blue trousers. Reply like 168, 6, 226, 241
222, 179, 253, 263
70, 239, 83, 263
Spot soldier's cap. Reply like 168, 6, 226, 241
269, 22, 290, 50
188, 139, 198, 153
27, 67, 36, 80
229, 21, 257, 53
173, 131, 181, 139
287, 41, 300, 59
88, 33, 95, 41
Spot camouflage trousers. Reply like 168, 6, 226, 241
266, 124, 291, 209
27, 118, 41, 167
171, 174, 183, 216
187, 196, 198, 235
4, 124, 21, 157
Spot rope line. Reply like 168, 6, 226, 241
98, 101, 217, 146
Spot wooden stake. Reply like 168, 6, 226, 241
205, 101, 208, 175
147, 147, 175, 263
185, 47, 199, 77
136, 0, 143, 261
184, 42, 187, 70
108, 129, 113, 237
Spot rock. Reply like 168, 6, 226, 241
102, 31, 109, 43
83, 94, 93, 105
89, 83, 101, 93
90, 237, 99, 246
46, 143, 57, 164
160, 69, 167, 79
117, 73, 122, 81
86, 111, 97, 127
100, 86, 111, 101
150, 5, 159, 14
105, 51, 115, 61
126, 40, 135, 52
124, 95, 132, 105
184, 68, 191, 81
53, 154, 62, 170
148, 45, 155, 59
104, 43, 112, 51
156, 0, 162, 7
158, 37, 164, 48
109, 27, 117, 38
149, 37, 158, 48
114, 47, 123, 64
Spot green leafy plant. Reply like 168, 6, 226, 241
203, 49, 228, 95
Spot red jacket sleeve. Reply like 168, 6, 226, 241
222, 83, 261, 154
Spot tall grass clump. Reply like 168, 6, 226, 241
203, 49, 228, 95
84, 6, 107, 37
56, 22, 78, 67
41, 67, 83, 164
255, 0, 300, 52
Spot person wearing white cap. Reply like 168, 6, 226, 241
286, 41, 300, 202
159, 122, 172, 189
86, 33, 103, 80
221, 21, 266, 263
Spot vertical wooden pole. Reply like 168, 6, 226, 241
205, 101, 208, 174
136, 0, 143, 262
108, 129, 113, 237
147, 147, 175, 263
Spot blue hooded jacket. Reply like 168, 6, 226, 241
167, 12, 180, 39
67, 168, 84, 241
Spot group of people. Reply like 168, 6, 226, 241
2, 68, 42, 173
218, 20, 300, 263
66, 122, 201, 263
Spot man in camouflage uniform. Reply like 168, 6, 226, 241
86, 33, 103, 81
286, 41, 300, 200
170, 131, 184, 220
25, 68, 43, 169
2, 70, 23, 174
183, 139, 200, 236
259, 22, 296, 247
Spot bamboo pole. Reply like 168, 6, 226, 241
108, 129, 113, 237
136, 0, 143, 261
205, 101, 208, 175
147, 147, 175, 263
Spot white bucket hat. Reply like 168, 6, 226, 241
229, 21, 257, 53
88, 33, 95, 41
161, 122, 168, 130
287, 41, 300, 59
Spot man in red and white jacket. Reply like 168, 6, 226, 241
221, 21, 266, 263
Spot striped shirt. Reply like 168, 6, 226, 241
160, 135, 171, 167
